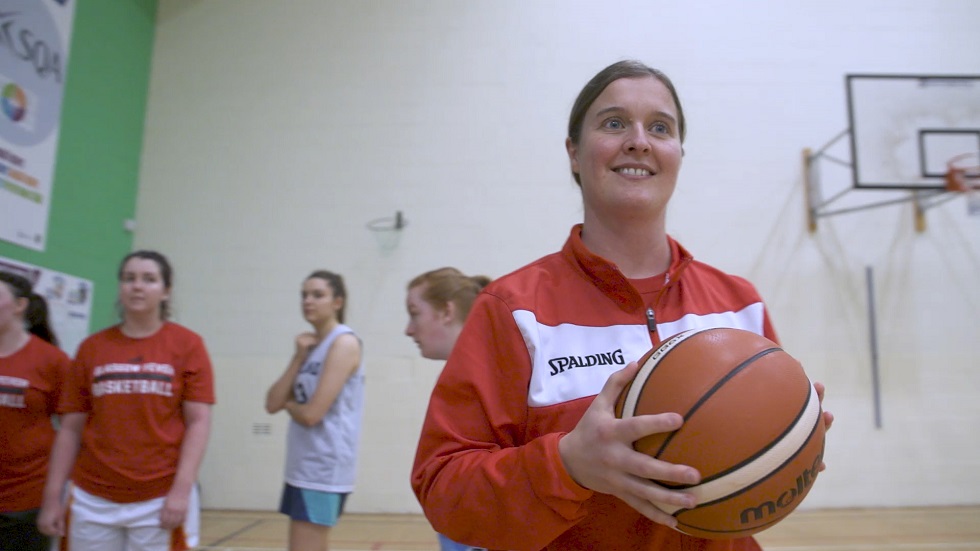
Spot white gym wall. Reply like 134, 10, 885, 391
133, 0, 980, 512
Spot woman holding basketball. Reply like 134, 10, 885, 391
0, 272, 70, 551
266, 270, 365, 551
411, 60, 833, 550
37, 250, 215, 550
405, 267, 491, 551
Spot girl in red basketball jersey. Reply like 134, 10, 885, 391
411, 61, 834, 550
37, 251, 215, 551
0, 272, 71, 551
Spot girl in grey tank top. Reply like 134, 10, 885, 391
284, 323, 365, 492
265, 270, 364, 550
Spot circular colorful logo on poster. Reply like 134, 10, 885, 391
0, 0, 66, 146
2, 83, 28, 122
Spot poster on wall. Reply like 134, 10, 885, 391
0, 0, 76, 251
0, 255, 92, 357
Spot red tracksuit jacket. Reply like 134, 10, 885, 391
413, 225, 775, 551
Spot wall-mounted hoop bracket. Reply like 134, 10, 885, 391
803, 130, 960, 233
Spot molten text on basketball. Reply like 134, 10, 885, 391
739, 450, 823, 525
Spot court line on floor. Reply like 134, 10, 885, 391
202, 518, 265, 547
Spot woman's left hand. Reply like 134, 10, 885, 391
814, 381, 834, 472
160, 487, 189, 529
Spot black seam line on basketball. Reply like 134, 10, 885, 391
683, 427, 824, 516
676, 512, 786, 536
651, 347, 783, 460
668, 380, 815, 493
679, 390, 824, 514
622, 330, 704, 419
680, 378, 815, 490
676, 442, 827, 535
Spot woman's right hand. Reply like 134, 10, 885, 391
267, 333, 318, 414
294, 332, 317, 357
36, 498, 65, 537
557, 361, 700, 529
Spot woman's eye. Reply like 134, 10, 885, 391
651, 122, 669, 134
603, 118, 624, 130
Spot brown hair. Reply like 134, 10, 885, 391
0, 271, 58, 345
567, 60, 686, 185
408, 267, 492, 324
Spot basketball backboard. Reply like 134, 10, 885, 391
847, 74, 980, 190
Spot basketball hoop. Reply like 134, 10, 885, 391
945, 153, 980, 217
366, 210, 407, 252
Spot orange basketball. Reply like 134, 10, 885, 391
614, 327, 826, 539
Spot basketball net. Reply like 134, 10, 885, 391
366, 211, 407, 254
945, 153, 980, 217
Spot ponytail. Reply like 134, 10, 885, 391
25, 293, 58, 346
0, 271, 59, 346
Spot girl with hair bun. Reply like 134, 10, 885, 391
405, 267, 492, 363
404, 267, 491, 551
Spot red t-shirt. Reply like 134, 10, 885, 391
0, 335, 71, 512
59, 322, 215, 503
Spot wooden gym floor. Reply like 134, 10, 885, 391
197, 506, 980, 550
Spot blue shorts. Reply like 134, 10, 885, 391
278, 484, 348, 527
438, 532, 486, 551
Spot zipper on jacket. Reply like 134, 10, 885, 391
646, 273, 670, 335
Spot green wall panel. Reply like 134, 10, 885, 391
0, 0, 158, 334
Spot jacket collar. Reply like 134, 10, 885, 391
560, 224, 693, 311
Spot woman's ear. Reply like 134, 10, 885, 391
442, 301, 458, 325
566, 136, 580, 176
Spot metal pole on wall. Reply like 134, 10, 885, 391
866, 266, 883, 429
